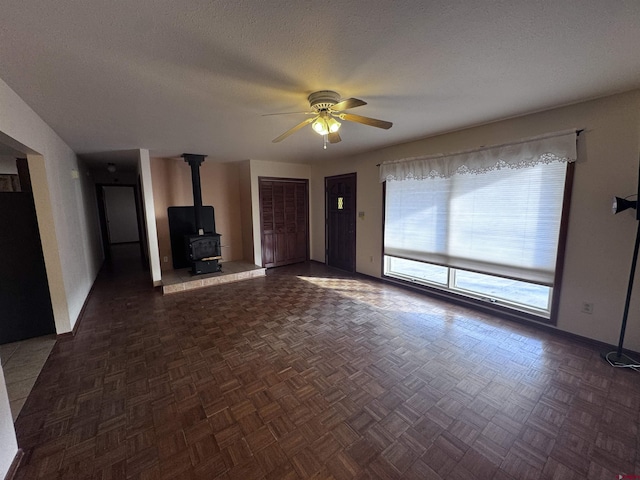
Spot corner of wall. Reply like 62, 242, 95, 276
27, 154, 72, 333
238, 160, 254, 263
138, 149, 162, 284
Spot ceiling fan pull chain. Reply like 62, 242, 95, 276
323, 134, 327, 149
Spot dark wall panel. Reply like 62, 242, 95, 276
0, 192, 56, 344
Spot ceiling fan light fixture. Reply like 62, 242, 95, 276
270, 90, 390, 144
312, 118, 329, 135
312, 115, 341, 136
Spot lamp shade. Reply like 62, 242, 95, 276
312, 118, 329, 135
327, 116, 341, 133
312, 112, 341, 136
612, 196, 638, 214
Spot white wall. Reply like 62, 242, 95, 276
0, 364, 17, 479
138, 149, 162, 285
248, 159, 312, 267
0, 77, 103, 480
0, 78, 103, 332
310, 90, 640, 351
90, 168, 138, 185
0, 156, 17, 174
238, 160, 254, 263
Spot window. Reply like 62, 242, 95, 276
381, 131, 577, 319
384, 256, 552, 314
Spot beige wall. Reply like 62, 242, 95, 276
151, 157, 244, 269
310, 90, 640, 351
202, 162, 243, 263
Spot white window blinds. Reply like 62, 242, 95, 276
382, 131, 577, 286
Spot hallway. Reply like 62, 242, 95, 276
11, 255, 640, 479
0, 244, 145, 420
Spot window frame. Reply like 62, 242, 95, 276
381, 162, 575, 325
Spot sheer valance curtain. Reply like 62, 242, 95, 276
380, 130, 577, 182
381, 130, 578, 286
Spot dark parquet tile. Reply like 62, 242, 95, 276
12, 259, 640, 479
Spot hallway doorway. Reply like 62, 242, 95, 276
96, 184, 145, 264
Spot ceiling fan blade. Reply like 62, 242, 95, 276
272, 117, 316, 143
328, 131, 342, 144
339, 113, 393, 130
262, 111, 314, 116
331, 98, 367, 111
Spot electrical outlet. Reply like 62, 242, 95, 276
163, 256, 168, 263
581, 302, 594, 314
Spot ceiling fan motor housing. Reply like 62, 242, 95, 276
308, 90, 340, 112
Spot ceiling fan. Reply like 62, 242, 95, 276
269, 90, 393, 145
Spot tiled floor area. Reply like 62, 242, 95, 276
0, 335, 56, 421
11, 255, 640, 479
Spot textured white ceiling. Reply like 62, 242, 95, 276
1, 1, 639, 164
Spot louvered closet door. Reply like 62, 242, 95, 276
259, 178, 308, 268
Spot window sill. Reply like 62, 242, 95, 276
382, 273, 556, 326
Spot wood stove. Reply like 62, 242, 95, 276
186, 231, 221, 275
177, 153, 222, 275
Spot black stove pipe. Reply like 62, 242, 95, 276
182, 153, 206, 235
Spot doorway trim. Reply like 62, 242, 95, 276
95, 183, 144, 263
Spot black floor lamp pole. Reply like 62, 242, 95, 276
606, 158, 640, 368
614, 219, 640, 361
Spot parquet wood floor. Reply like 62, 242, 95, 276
13, 259, 640, 479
